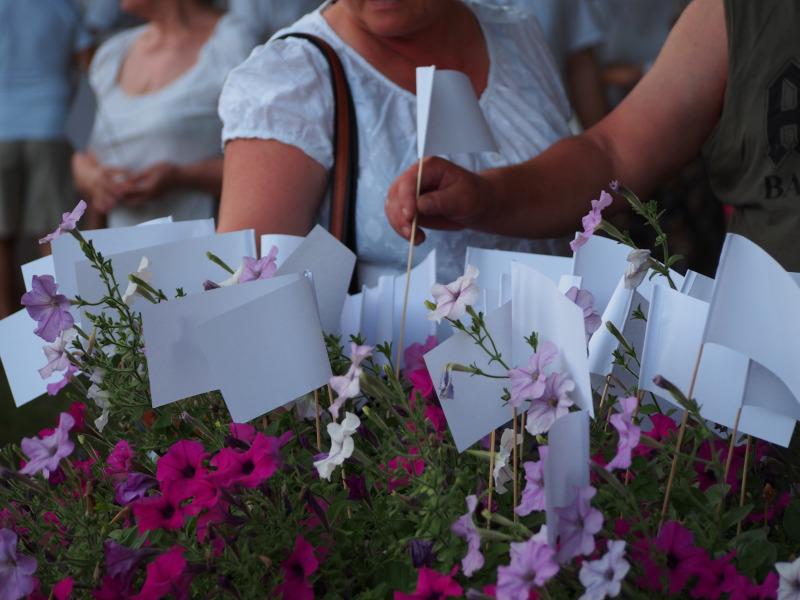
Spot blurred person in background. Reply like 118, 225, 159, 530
0, 0, 93, 318
479, 0, 608, 130
72, 0, 256, 228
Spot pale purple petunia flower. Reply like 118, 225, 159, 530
38, 328, 77, 379
624, 249, 653, 290
516, 445, 548, 516
19, 412, 75, 479
579, 540, 630, 600
555, 485, 604, 563
240, 246, 278, 283
496, 536, 559, 600
606, 396, 641, 471
0, 528, 37, 600
427, 264, 480, 323
21, 275, 74, 342
39, 199, 86, 244
450, 494, 484, 577
570, 190, 613, 252
47, 364, 78, 396
507, 341, 558, 408
524, 371, 574, 436
776, 555, 800, 600
329, 343, 373, 420
564, 287, 602, 344
314, 411, 360, 481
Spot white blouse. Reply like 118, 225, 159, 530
88, 13, 256, 228
220, 1, 573, 285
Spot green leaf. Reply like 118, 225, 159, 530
729, 529, 776, 576
721, 504, 754, 531
782, 500, 800, 542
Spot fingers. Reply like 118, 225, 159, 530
386, 161, 421, 241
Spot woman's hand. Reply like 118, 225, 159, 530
385, 156, 494, 244
121, 162, 179, 207
71, 151, 133, 214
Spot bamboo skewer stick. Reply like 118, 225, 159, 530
737, 436, 752, 535
659, 344, 704, 532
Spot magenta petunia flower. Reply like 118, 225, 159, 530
570, 190, 613, 252
39, 199, 86, 244
690, 552, 738, 599
554, 485, 604, 562
129, 545, 190, 600
508, 341, 559, 408
524, 371, 574, 436
426, 264, 480, 324
21, 275, 74, 342
516, 445, 548, 517
635, 413, 677, 457
606, 396, 641, 471
211, 432, 280, 489
0, 528, 37, 600
105, 440, 135, 480
240, 246, 278, 283
52, 576, 73, 600
634, 520, 709, 594
131, 485, 186, 534
496, 537, 559, 599
395, 567, 463, 600
156, 440, 216, 510
19, 412, 75, 479
450, 495, 484, 577
728, 571, 778, 600
273, 535, 319, 600
403, 334, 437, 376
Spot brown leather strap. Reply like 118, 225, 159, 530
276, 33, 358, 251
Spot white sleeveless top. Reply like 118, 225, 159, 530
220, 1, 573, 285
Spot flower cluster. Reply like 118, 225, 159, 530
2, 196, 800, 600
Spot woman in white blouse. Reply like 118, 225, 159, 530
72, 0, 255, 227
217, 0, 574, 285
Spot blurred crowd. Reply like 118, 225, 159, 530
0, 0, 723, 319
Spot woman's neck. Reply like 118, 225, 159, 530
322, 1, 488, 95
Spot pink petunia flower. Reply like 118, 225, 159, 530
570, 190, 613, 252
273, 535, 319, 600
130, 546, 190, 600
240, 246, 278, 283
554, 485, 604, 562
39, 199, 86, 244
156, 440, 216, 511
211, 432, 280, 489
496, 537, 559, 599
450, 495, 484, 577
564, 287, 602, 344
0, 528, 38, 600
524, 371, 574, 436
395, 567, 463, 600
131, 484, 186, 534
21, 275, 74, 342
426, 264, 480, 324
516, 446, 548, 517
507, 341, 558, 408
578, 540, 630, 600
19, 412, 75, 479
606, 396, 641, 471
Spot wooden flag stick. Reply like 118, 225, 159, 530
659, 344, 704, 532
487, 428, 496, 532
624, 389, 645, 488
396, 160, 425, 370
314, 388, 322, 451
737, 436, 752, 535
598, 374, 614, 413
513, 407, 519, 522
717, 407, 743, 517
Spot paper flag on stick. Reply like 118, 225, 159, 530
416, 66, 497, 158
194, 276, 332, 424
511, 263, 593, 416
141, 274, 302, 408
702, 234, 800, 408
545, 410, 590, 549
423, 302, 513, 452
639, 284, 797, 446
